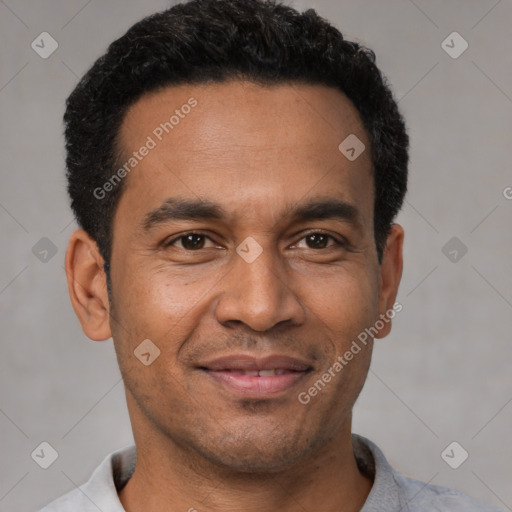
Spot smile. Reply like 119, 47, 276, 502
198, 354, 313, 398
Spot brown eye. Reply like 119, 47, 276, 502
294, 232, 346, 250
305, 233, 330, 249
165, 233, 213, 250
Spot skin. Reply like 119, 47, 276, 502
65, 80, 404, 512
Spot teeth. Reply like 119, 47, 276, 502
230, 369, 290, 376
258, 369, 276, 377
242, 370, 259, 377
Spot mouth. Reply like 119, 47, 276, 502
197, 354, 313, 398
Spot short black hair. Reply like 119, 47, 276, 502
64, 0, 408, 284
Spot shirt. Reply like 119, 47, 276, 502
38, 434, 505, 511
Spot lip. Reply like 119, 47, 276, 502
198, 354, 313, 399
199, 354, 313, 372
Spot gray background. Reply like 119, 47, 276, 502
1, 0, 511, 510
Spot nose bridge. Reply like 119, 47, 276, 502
214, 237, 303, 331
239, 241, 281, 296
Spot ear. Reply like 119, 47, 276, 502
65, 229, 112, 341
374, 223, 404, 339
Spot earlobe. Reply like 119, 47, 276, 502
65, 229, 112, 341
375, 223, 404, 339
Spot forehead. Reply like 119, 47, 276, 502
115, 80, 374, 231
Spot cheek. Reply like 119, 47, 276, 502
300, 264, 380, 343
113, 263, 213, 327
110, 263, 223, 370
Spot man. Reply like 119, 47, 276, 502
39, 0, 504, 510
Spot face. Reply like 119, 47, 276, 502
86, 81, 402, 471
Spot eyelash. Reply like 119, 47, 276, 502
163, 231, 348, 250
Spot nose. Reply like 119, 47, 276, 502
214, 241, 305, 332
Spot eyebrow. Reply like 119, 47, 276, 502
142, 197, 363, 232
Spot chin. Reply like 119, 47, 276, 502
198, 445, 305, 473
185, 423, 321, 474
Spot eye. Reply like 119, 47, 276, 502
293, 232, 347, 250
163, 231, 348, 252
163, 232, 217, 250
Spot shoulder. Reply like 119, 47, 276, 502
38, 487, 97, 512
352, 434, 506, 512
37, 444, 136, 512
393, 470, 506, 511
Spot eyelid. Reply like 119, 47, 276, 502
290, 229, 349, 249
162, 230, 219, 248
163, 229, 349, 250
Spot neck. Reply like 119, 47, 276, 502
119, 422, 373, 512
